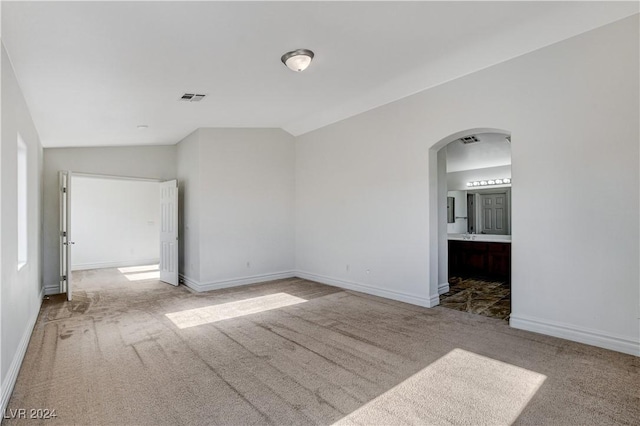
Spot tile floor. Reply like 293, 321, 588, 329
440, 277, 511, 320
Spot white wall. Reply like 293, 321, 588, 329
0, 22, 3, 415
43, 146, 176, 293
436, 149, 448, 295
176, 130, 200, 282
1, 44, 44, 412
176, 128, 295, 291
71, 176, 159, 271
447, 191, 468, 234
295, 16, 639, 355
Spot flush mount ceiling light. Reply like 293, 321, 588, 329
137, 125, 148, 130
281, 49, 314, 72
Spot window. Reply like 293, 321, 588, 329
17, 134, 27, 269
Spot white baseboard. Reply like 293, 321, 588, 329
1, 294, 43, 414
44, 286, 60, 295
510, 313, 639, 356
71, 258, 159, 271
179, 271, 296, 293
295, 270, 439, 308
438, 282, 450, 295
178, 274, 199, 291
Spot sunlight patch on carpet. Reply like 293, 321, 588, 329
165, 293, 307, 329
118, 264, 159, 274
124, 271, 160, 281
334, 348, 546, 426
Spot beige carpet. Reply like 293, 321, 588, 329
5, 267, 639, 425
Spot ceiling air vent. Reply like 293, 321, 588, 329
180, 93, 206, 102
459, 135, 480, 144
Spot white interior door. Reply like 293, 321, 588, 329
480, 192, 508, 235
160, 180, 179, 286
59, 170, 74, 300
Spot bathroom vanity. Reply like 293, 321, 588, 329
448, 234, 511, 282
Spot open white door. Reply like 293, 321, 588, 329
160, 180, 179, 286
59, 171, 74, 300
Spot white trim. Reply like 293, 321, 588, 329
1, 296, 42, 414
510, 313, 639, 357
71, 172, 162, 182
295, 270, 439, 308
39, 286, 45, 301
430, 128, 512, 309
44, 285, 60, 296
179, 271, 296, 293
178, 274, 199, 290
438, 282, 450, 295
71, 259, 159, 272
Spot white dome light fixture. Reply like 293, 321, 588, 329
281, 49, 314, 72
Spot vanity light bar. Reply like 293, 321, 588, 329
466, 178, 511, 187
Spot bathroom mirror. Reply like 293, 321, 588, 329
447, 188, 511, 235
467, 188, 511, 235
447, 197, 455, 223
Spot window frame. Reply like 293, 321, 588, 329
17, 133, 28, 270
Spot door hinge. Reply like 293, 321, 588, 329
62, 231, 67, 237
62, 187, 67, 193
61, 275, 67, 281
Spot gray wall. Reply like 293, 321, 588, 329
1, 44, 44, 410
42, 145, 176, 293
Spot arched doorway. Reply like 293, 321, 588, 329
429, 128, 512, 319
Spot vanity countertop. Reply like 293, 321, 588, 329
448, 233, 511, 243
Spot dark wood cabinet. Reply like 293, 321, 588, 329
448, 240, 511, 282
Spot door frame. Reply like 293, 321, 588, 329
59, 171, 169, 298
59, 171, 72, 300
428, 128, 512, 300
72, 172, 162, 183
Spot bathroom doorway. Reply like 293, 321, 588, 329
430, 129, 512, 320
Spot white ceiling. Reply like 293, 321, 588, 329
446, 133, 511, 173
3, 1, 638, 148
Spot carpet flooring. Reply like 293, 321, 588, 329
5, 267, 639, 425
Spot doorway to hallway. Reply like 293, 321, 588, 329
58, 172, 179, 300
